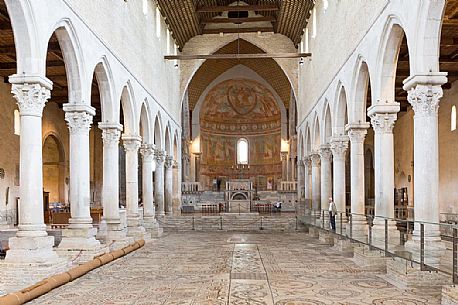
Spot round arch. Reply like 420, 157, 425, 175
90, 57, 116, 124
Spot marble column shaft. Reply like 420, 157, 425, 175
304, 158, 312, 202
164, 155, 173, 215
330, 137, 349, 214
310, 153, 321, 211
122, 135, 142, 226
346, 124, 370, 223
154, 149, 165, 216
64, 104, 96, 229
320, 146, 332, 212
140, 144, 156, 221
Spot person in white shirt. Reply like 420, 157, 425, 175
328, 197, 337, 231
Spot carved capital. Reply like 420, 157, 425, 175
304, 157, 312, 169
347, 128, 367, 144
370, 113, 397, 134
164, 155, 174, 169
122, 136, 142, 152
280, 151, 288, 161
330, 137, 349, 160
310, 153, 321, 167
407, 84, 443, 117
65, 111, 93, 135
101, 127, 121, 147
319, 146, 332, 162
140, 144, 155, 160
154, 148, 165, 164
12, 83, 50, 117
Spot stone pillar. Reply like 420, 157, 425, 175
404, 74, 447, 240
310, 153, 321, 212
346, 123, 370, 236
99, 123, 126, 242
297, 159, 305, 200
59, 103, 101, 251
304, 157, 312, 209
281, 152, 288, 181
368, 103, 399, 233
164, 155, 173, 215
122, 135, 146, 238
154, 149, 165, 216
320, 145, 332, 215
330, 137, 349, 215
140, 144, 156, 226
5, 76, 59, 263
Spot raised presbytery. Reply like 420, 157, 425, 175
1, 0, 458, 304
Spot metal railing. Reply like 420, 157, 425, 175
299, 209, 458, 284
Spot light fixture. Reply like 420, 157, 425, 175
174, 63, 179, 69
299, 57, 304, 66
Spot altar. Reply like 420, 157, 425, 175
225, 179, 254, 213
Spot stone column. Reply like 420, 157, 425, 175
99, 123, 126, 242
140, 144, 156, 227
5, 76, 59, 263
154, 149, 165, 216
310, 153, 321, 212
330, 137, 349, 216
281, 152, 288, 181
320, 145, 333, 215
164, 155, 173, 215
59, 103, 101, 251
304, 157, 312, 209
122, 135, 146, 238
368, 103, 399, 234
297, 159, 305, 200
346, 123, 370, 236
404, 74, 447, 241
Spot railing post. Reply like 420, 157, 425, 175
453, 227, 457, 284
219, 216, 223, 230
368, 216, 373, 250
349, 213, 353, 239
385, 218, 388, 256
192, 216, 195, 231
420, 223, 425, 270
339, 212, 343, 235
295, 216, 298, 231
322, 210, 325, 229
260, 216, 263, 230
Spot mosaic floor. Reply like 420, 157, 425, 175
30, 232, 440, 305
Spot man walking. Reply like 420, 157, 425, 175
328, 197, 337, 231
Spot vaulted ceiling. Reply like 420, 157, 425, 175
187, 39, 292, 111
157, 0, 314, 50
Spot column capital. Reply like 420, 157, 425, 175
140, 144, 155, 159
63, 104, 96, 135
100, 123, 123, 146
319, 145, 332, 162
346, 123, 369, 143
122, 135, 142, 152
280, 151, 288, 161
164, 155, 174, 169
370, 113, 398, 134
304, 156, 312, 168
330, 136, 349, 160
309, 153, 321, 167
11, 79, 52, 117
154, 148, 165, 164
406, 84, 443, 117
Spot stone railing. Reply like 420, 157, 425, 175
182, 182, 202, 193
278, 181, 297, 192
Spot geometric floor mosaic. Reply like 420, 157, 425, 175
29, 232, 441, 304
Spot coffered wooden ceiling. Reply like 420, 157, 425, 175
157, 0, 314, 50
187, 39, 291, 111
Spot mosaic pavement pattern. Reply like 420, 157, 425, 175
29, 232, 441, 305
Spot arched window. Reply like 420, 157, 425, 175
452, 105, 457, 131
156, 6, 161, 38
237, 138, 249, 165
14, 109, 20, 135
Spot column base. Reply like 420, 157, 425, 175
332, 236, 354, 256
127, 217, 151, 241
352, 244, 387, 273
346, 216, 368, 242
57, 227, 108, 264
143, 216, 163, 237
404, 235, 446, 267
371, 220, 402, 250
383, 256, 451, 291
5, 235, 59, 264
308, 226, 320, 238
0, 258, 68, 295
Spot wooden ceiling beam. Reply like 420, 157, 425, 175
201, 16, 275, 24
202, 26, 273, 34
197, 5, 279, 13
165, 52, 311, 60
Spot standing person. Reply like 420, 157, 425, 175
328, 197, 337, 231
